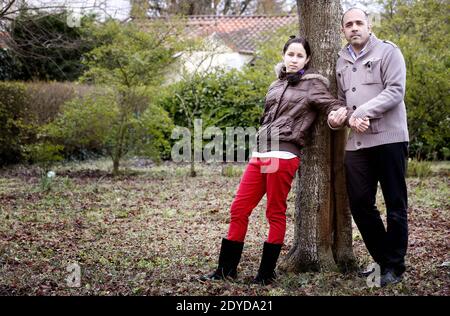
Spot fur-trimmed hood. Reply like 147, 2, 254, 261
274, 62, 330, 88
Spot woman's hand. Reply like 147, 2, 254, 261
328, 107, 348, 128
349, 116, 370, 133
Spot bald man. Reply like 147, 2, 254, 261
329, 8, 409, 287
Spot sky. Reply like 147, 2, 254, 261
27, 0, 131, 20
25, 0, 382, 21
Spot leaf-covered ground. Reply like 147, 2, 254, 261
0, 159, 448, 296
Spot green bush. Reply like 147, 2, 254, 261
156, 70, 264, 161
407, 159, 433, 178
23, 142, 64, 171
134, 103, 174, 161
25, 81, 95, 125
0, 48, 23, 80
42, 90, 174, 172
0, 81, 34, 165
375, 0, 450, 160
158, 69, 264, 129
42, 91, 120, 157
221, 164, 244, 177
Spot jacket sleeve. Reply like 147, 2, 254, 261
336, 70, 352, 128
308, 79, 346, 115
352, 47, 406, 119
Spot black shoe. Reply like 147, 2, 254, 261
380, 270, 403, 287
199, 238, 244, 282
252, 242, 282, 286
199, 268, 236, 281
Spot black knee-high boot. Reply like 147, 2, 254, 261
253, 242, 282, 285
200, 238, 244, 281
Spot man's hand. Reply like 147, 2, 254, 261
349, 116, 370, 133
328, 107, 348, 128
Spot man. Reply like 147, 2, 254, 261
328, 8, 409, 287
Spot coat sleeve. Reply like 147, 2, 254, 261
336, 69, 352, 128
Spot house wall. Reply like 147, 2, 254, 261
166, 41, 253, 84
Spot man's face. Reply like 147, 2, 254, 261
341, 9, 371, 48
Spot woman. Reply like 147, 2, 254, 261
200, 36, 348, 285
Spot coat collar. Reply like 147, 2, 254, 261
274, 63, 330, 88
338, 34, 381, 63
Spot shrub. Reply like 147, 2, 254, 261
42, 91, 119, 157
375, 0, 450, 160
23, 142, 64, 171
25, 81, 94, 125
407, 159, 433, 178
42, 90, 174, 173
221, 164, 244, 177
0, 81, 34, 165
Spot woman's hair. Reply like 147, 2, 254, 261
282, 35, 311, 69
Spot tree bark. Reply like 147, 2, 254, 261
113, 157, 120, 176
281, 0, 357, 273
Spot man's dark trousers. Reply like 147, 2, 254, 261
345, 142, 408, 275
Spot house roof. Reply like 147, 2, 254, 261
183, 15, 297, 53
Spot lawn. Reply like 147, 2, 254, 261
0, 159, 448, 296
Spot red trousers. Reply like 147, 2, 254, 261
227, 157, 300, 245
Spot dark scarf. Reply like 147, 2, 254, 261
280, 67, 306, 85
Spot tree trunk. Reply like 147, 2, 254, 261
113, 158, 120, 177
281, 0, 357, 273
190, 159, 197, 177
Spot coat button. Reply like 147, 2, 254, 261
352, 87, 356, 92
352, 67, 357, 72
338, 73, 341, 77
352, 105, 356, 110
357, 141, 361, 146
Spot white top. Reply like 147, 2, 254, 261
251, 151, 297, 159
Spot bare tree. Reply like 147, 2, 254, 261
0, 0, 17, 21
132, 0, 296, 17
341, 0, 377, 11
214, 0, 254, 15
254, 0, 285, 15
0, 0, 128, 81
166, 0, 214, 15
220, 0, 291, 15
281, 0, 357, 273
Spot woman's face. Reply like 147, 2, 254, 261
283, 42, 310, 73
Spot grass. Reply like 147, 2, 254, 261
0, 158, 448, 296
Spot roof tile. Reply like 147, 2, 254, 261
177, 15, 297, 53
